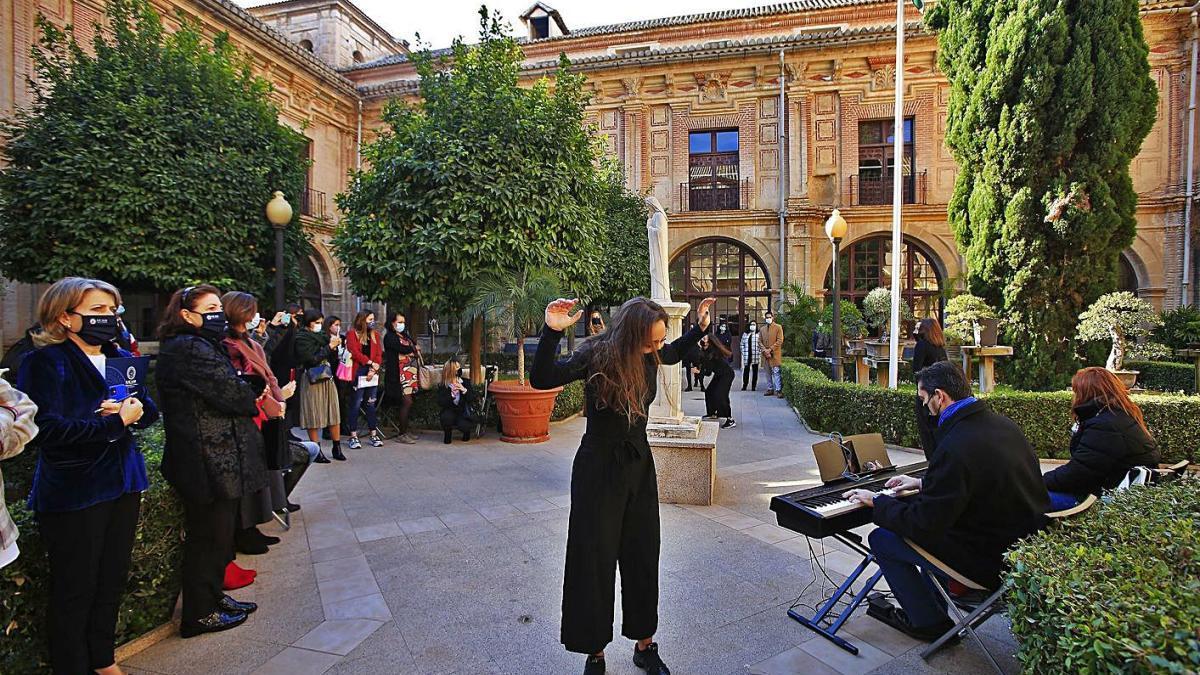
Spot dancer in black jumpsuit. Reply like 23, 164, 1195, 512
531, 295, 715, 675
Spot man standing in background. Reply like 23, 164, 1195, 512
760, 312, 785, 397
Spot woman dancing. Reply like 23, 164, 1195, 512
531, 295, 715, 675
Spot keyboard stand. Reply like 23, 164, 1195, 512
786, 531, 883, 655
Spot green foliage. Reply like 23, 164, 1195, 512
819, 300, 867, 340
1126, 341, 1173, 362
1007, 480, 1200, 674
462, 268, 561, 384
943, 293, 998, 345
861, 287, 915, 336
0, 0, 310, 303
1076, 292, 1162, 370
587, 166, 650, 306
1, 425, 183, 668
780, 360, 1197, 463
1126, 360, 1196, 394
404, 379, 584, 428
777, 283, 822, 357
333, 9, 605, 312
1155, 306, 1200, 350
927, 0, 1158, 388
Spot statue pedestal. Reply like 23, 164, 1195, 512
646, 300, 719, 504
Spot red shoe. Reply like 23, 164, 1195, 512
230, 561, 257, 578
947, 579, 970, 597
222, 562, 255, 590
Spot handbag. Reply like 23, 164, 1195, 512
416, 353, 439, 391
307, 363, 332, 384
260, 418, 291, 471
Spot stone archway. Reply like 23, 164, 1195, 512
822, 234, 945, 319
669, 236, 773, 332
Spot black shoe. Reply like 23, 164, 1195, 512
721, 418, 737, 429
741, 386, 747, 391
866, 602, 956, 643
462, 430, 471, 442
331, 445, 347, 461
632, 643, 669, 674
180, 610, 247, 638
684, 387, 692, 392
443, 429, 453, 445
314, 450, 331, 464
219, 595, 257, 615
234, 529, 268, 555
285, 502, 301, 513
583, 655, 605, 674
248, 527, 280, 545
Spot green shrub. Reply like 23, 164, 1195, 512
1006, 480, 1200, 674
1126, 360, 1196, 394
1155, 305, 1200, 350
781, 361, 1197, 463
401, 378, 585, 430
0, 425, 184, 670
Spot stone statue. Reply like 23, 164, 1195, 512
646, 196, 671, 301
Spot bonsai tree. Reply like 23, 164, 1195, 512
861, 287, 915, 338
943, 294, 1000, 345
462, 268, 562, 386
1075, 292, 1162, 372
820, 300, 867, 343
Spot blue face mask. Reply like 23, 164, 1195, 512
199, 311, 228, 339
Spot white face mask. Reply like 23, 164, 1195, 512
247, 313, 262, 330
765, 318, 773, 325
312, 323, 323, 333
396, 323, 405, 333
748, 324, 757, 332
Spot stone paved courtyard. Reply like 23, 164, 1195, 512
120, 387, 1021, 675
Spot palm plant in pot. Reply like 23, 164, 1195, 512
463, 268, 565, 443
1075, 291, 1163, 389
861, 287, 914, 359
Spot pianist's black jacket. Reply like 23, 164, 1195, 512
530, 324, 703, 457
872, 399, 1050, 588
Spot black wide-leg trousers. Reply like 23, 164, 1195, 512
561, 441, 660, 655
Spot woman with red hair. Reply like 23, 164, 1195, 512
1042, 367, 1160, 509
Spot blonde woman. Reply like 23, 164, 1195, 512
17, 277, 158, 674
436, 358, 478, 444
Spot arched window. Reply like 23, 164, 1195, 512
669, 238, 771, 333
299, 39, 314, 52
352, 50, 365, 63
299, 256, 322, 310
1118, 253, 1139, 294
823, 235, 943, 319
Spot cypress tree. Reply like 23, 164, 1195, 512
927, 0, 1157, 388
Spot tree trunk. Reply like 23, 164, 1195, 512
1107, 326, 1125, 372
470, 316, 484, 386
517, 336, 526, 386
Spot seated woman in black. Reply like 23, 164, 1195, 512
437, 358, 478, 444
1042, 367, 1160, 510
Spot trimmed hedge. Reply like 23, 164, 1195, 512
1006, 480, 1200, 673
1127, 359, 1196, 394
781, 360, 1198, 463
1, 426, 184, 670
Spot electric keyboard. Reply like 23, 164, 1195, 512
770, 462, 928, 539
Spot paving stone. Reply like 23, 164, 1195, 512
291, 619, 385, 656
353, 521, 403, 543
397, 515, 446, 535
799, 630, 893, 675
250, 647, 343, 675
317, 573, 381, 605
749, 644, 843, 675
323, 592, 393, 621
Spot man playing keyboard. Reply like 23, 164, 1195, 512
841, 361, 1049, 641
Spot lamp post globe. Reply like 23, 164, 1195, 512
825, 209, 848, 381
266, 191, 293, 310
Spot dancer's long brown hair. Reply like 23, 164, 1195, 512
1071, 367, 1150, 436
584, 297, 670, 423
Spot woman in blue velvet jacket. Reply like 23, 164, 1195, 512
17, 277, 158, 675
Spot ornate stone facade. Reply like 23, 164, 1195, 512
2, 0, 1197, 346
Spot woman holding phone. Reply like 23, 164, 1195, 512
17, 277, 159, 675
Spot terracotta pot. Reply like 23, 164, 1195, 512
489, 381, 563, 444
1111, 369, 1139, 390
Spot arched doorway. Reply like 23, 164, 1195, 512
823, 235, 943, 319
669, 238, 772, 332
1118, 253, 1139, 294
298, 256, 323, 310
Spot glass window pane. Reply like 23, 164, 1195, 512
689, 132, 712, 154
904, 118, 914, 143
716, 131, 739, 152
859, 121, 883, 145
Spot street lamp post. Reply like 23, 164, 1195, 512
825, 209, 849, 381
266, 191, 293, 310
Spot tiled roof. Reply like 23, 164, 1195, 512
356, 21, 926, 99
342, 0, 890, 72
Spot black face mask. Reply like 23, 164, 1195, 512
457, 368, 465, 380
198, 311, 228, 339
71, 313, 118, 346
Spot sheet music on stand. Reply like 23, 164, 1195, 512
812, 432, 894, 484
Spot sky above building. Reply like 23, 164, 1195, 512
238, 0, 775, 50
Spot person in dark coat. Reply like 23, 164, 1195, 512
1042, 367, 1160, 509
382, 312, 420, 445
843, 361, 1049, 642
156, 285, 262, 638
17, 277, 159, 675
693, 334, 736, 429
531, 295, 714, 675
910, 318, 949, 457
681, 322, 702, 392
436, 358, 478, 444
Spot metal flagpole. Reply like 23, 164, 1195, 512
888, 0, 906, 389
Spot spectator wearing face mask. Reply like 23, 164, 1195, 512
759, 312, 785, 397
437, 358, 479, 444
294, 309, 344, 461
716, 321, 734, 365
587, 311, 606, 336
383, 312, 420, 445
114, 304, 140, 356
740, 321, 760, 391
